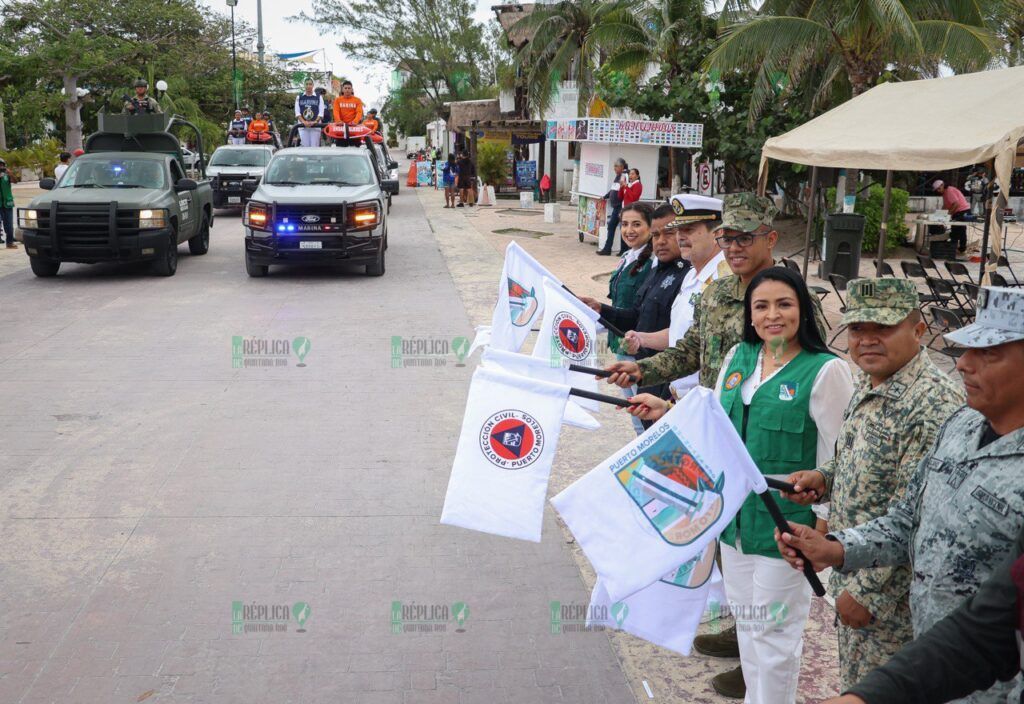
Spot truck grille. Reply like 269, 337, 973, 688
35, 202, 142, 252
273, 203, 348, 233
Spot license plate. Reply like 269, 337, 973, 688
299, 240, 322, 249
228, 196, 241, 204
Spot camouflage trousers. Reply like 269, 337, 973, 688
837, 621, 913, 692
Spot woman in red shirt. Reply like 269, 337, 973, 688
619, 168, 643, 206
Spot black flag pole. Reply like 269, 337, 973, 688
758, 490, 827, 597
560, 283, 627, 338
568, 363, 639, 384
569, 387, 632, 408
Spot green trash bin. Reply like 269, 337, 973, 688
818, 213, 866, 280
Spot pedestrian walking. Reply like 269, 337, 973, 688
457, 151, 476, 207
295, 78, 326, 148
539, 173, 551, 203
781, 278, 964, 690
776, 286, 1024, 704
581, 203, 688, 432
54, 152, 71, 181
597, 157, 627, 256
0, 158, 15, 249
628, 266, 854, 703
442, 154, 459, 208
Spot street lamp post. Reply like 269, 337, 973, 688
256, 0, 265, 65
226, 0, 238, 109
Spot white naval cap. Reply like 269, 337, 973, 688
669, 193, 724, 225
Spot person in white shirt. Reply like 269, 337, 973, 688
54, 152, 71, 181
294, 79, 326, 148
622, 193, 732, 398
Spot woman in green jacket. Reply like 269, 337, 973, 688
0, 158, 15, 248
607, 202, 653, 433
628, 266, 853, 703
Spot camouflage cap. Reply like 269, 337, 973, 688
714, 192, 779, 233
945, 286, 1024, 348
840, 277, 919, 326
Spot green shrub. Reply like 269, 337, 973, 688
0, 139, 63, 182
476, 141, 510, 186
825, 184, 909, 253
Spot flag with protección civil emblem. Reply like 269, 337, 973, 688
440, 366, 571, 542
531, 278, 601, 412
550, 387, 767, 601
587, 542, 725, 655
480, 348, 599, 430
478, 241, 563, 354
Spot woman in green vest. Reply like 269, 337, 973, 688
626, 266, 852, 703
607, 202, 653, 433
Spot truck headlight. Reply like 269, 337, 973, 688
244, 201, 270, 231
347, 201, 380, 231
139, 208, 169, 229
17, 209, 39, 229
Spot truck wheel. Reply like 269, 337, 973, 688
188, 216, 211, 255
365, 243, 385, 277
29, 257, 60, 277
151, 232, 178, 276
245, 253, 268, 277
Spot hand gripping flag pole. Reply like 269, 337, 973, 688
567, 363, 639, 385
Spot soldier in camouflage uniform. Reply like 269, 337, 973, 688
605, 192, 827, 391
777, 285, 1024, 703
123, 78, 162, 115
781, 278, 964, 690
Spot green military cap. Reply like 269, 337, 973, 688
133, 78, 148, 88
714, 192, 779, 233
840, 277, 919, 326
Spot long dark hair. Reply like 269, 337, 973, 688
621, 202, 654, 276
742, 266, 830, 355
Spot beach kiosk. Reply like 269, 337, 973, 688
545, 118, 703, 244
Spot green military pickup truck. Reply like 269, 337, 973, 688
17, 113, 214, 277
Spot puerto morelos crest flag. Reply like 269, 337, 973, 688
587, 542, 726, 656
550, 387, 767, 602
531, 278, 601, 412
489, 241, 563, 353
480, 348, 600, 430
441, 366, 570, 542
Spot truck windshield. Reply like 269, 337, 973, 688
264, 154, 373, 186
210, 148, 270, 168
59, 158, 166, 189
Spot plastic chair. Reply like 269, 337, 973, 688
925, 276, 968, 316
996, 256, 1023, 286
871, 260, 896, 277
917, 254, 949, 281
989, 272, 1010, 288
781, 257, 831, 309
928, 307, 967, 358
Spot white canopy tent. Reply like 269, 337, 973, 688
756, 66, 1024, 280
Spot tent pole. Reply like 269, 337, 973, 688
876, 170, 893, 276
801, 166, 818, 278
978, 157, 997, 283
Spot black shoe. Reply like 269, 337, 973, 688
596, 250, 611, 256
693, 624, 739, 658
710, 666, 746, 699
456, 204, 464, 208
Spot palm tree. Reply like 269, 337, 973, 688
706, 0, 1004, 120
601, 0, 716, 80
508, 0, 633, 117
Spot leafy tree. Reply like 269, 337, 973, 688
508, 0, 633, 116
708, 0, 1004, 120
477, 141, 510, 187
296, 0, 492, 115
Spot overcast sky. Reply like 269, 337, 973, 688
197, 0, 495, 108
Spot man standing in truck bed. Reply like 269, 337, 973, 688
331, 80, 365, 146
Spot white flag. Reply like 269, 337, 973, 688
481, 348, 600, 430
587, 542, 726, 656
441, 366, 570, 542
467, 325, 492, 358
531, 278, 601, 412
490, 241, 563, 352
550, 387, 767, 602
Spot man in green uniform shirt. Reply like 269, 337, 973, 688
782, 278, 964, 690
